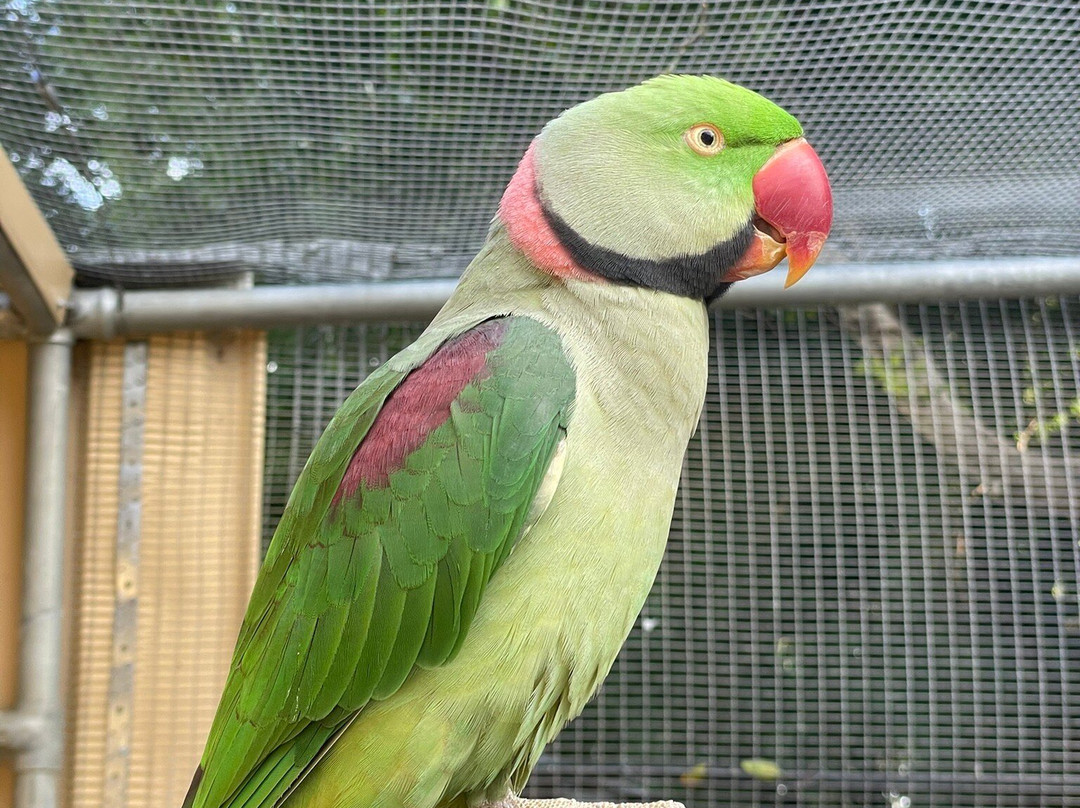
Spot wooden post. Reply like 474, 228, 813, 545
0, 341, 29, 808
0, 149, 73, 334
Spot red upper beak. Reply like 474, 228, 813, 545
724, 138, 833, 287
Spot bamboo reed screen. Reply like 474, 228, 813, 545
67, 332, 266, 808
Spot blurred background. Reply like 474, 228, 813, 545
1, 2, 1079, 808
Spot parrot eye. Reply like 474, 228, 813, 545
685, 123, 725, 156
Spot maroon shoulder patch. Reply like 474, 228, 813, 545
335, 319, 508, 501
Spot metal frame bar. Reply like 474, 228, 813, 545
61, 256, 1080, 339
0, 329, 73, 808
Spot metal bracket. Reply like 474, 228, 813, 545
103, 341, 147, 808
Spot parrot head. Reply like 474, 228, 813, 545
499, 74, 832, 302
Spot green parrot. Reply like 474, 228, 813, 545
183, 74, 832, 808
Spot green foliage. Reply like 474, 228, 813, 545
1014, 388, 1080, 451
856, 352, 912, 399
739, 758, 783, 781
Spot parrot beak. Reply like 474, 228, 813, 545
722, 138, 833, 287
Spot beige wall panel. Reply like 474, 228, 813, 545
69, 331, 266, 808
0, 340, 28, 808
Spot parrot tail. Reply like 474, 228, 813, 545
181, 766, 204, 808
180, 718, 356, 808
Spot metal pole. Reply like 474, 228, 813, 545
742, 256, 1080, 307
12, 328, 72, 808
63, 256, 1080, 338
67, 279, 459, 339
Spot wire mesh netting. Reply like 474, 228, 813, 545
5, 2, 1080, 807
263, 299, 1080, 808
2, 1, 1080, 285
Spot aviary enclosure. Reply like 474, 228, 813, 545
1, 2, 1079, 808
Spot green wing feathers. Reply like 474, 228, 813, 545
186, 316, 576, 808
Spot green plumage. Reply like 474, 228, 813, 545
188, 317, 575, 808
187, 73, 816, 808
